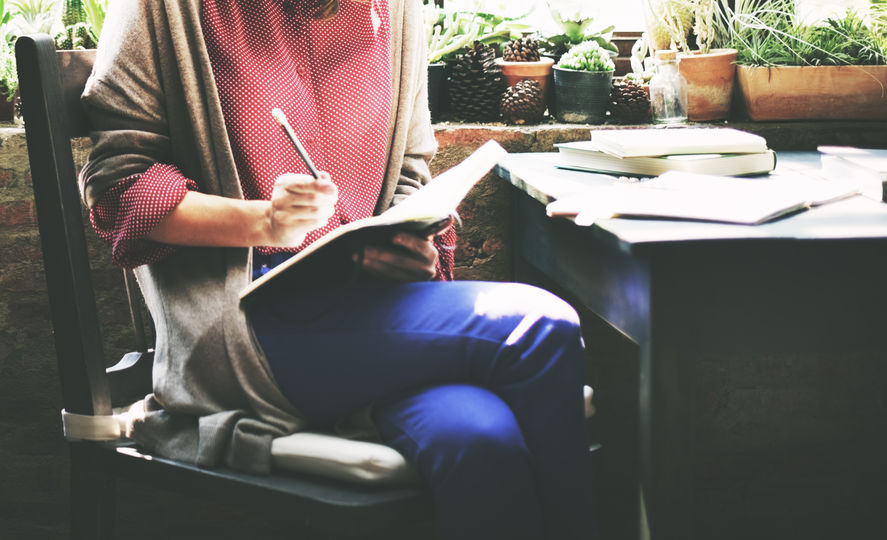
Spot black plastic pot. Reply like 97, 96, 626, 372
427, 62, 446, 122
552, 67, 613, 124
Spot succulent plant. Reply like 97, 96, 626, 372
423, 2, 532, 64
540, 0, 617, 57
556, 40, 616, 72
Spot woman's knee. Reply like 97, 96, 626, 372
376, 384, 531, 479
474, 282, 581, 330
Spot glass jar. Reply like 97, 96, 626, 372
649, 50, 688, 124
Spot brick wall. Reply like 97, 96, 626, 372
3, 121, 887, 539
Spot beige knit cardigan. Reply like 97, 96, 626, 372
79, 0, 436, 473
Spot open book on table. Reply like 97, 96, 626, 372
546, 170, 861, 226
818, 145, 887, 202
240, 140, 508, 301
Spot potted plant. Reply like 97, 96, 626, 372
725, 0, 887, 121
538, 0, 617, 62
0, 0, 17, 122
7, 0, 58, 37
423, 1, 531, 122
643, 0, 737, 121
495, 36, 554, 114
552, 40, 615, 123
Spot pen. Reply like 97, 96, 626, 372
271, 107, 320, 179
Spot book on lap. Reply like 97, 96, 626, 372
239, 139, 508, 301
588, 127, 770, 158
555, 140, 777, 177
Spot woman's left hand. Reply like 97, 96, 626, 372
357, 232, 438, 281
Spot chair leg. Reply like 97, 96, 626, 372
69, 444, 115, 540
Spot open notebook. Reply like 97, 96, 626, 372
546, 170, 861, 226
240, 140, 508, 301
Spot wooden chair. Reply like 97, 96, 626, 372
15, 33, 432, 539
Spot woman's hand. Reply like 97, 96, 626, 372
145, 172, 337, 248
358, 232, 439, 281
266, 172, 338, 247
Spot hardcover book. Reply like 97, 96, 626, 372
556, 141, 776, 177
589, 127, 770, 158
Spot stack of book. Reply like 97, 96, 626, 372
818, 145, 887, 202
546, 128, 862, 226
555, 127, 777, 177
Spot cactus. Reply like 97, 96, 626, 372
55, 0, 98, 50
62, 0, 88, 26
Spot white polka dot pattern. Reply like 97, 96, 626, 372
202, 0, 392, 256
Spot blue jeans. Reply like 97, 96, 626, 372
250, 279, 594, 540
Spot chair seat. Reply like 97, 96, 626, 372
89, 442, 432, 536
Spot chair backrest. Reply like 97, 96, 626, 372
16, 34, 149, 418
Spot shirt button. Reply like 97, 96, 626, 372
296, 65, 307, 77
304, 135, 316, 146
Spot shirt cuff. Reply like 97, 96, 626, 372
90, 163, 198, 268
433, 225, 456, 282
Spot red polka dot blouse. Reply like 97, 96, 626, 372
89, 0, 454, 280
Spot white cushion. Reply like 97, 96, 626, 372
271, 431, 419, 485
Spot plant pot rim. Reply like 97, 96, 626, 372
677, 48, 738, 59
552, 66, 615, 74
494, 57, 555, 67
737, 63, 887, 69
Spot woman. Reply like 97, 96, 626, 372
80, 0, 595, 537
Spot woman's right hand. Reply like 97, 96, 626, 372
266, 172, 338, 247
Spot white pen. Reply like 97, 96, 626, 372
271, 107, 321, 179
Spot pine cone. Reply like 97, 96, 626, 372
502, 37, 541, 62
500, 80, 546, 125
448, 42, 506, 122
608, 78, 651, 124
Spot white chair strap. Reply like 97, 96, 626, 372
584, 385, 595, 419
61, 409, 122, 441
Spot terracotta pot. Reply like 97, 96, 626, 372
495, 57, 555, 109
678, 48, 737, 122
736, 64, 887, 121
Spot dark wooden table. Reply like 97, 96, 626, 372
495, 152, 887, 540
